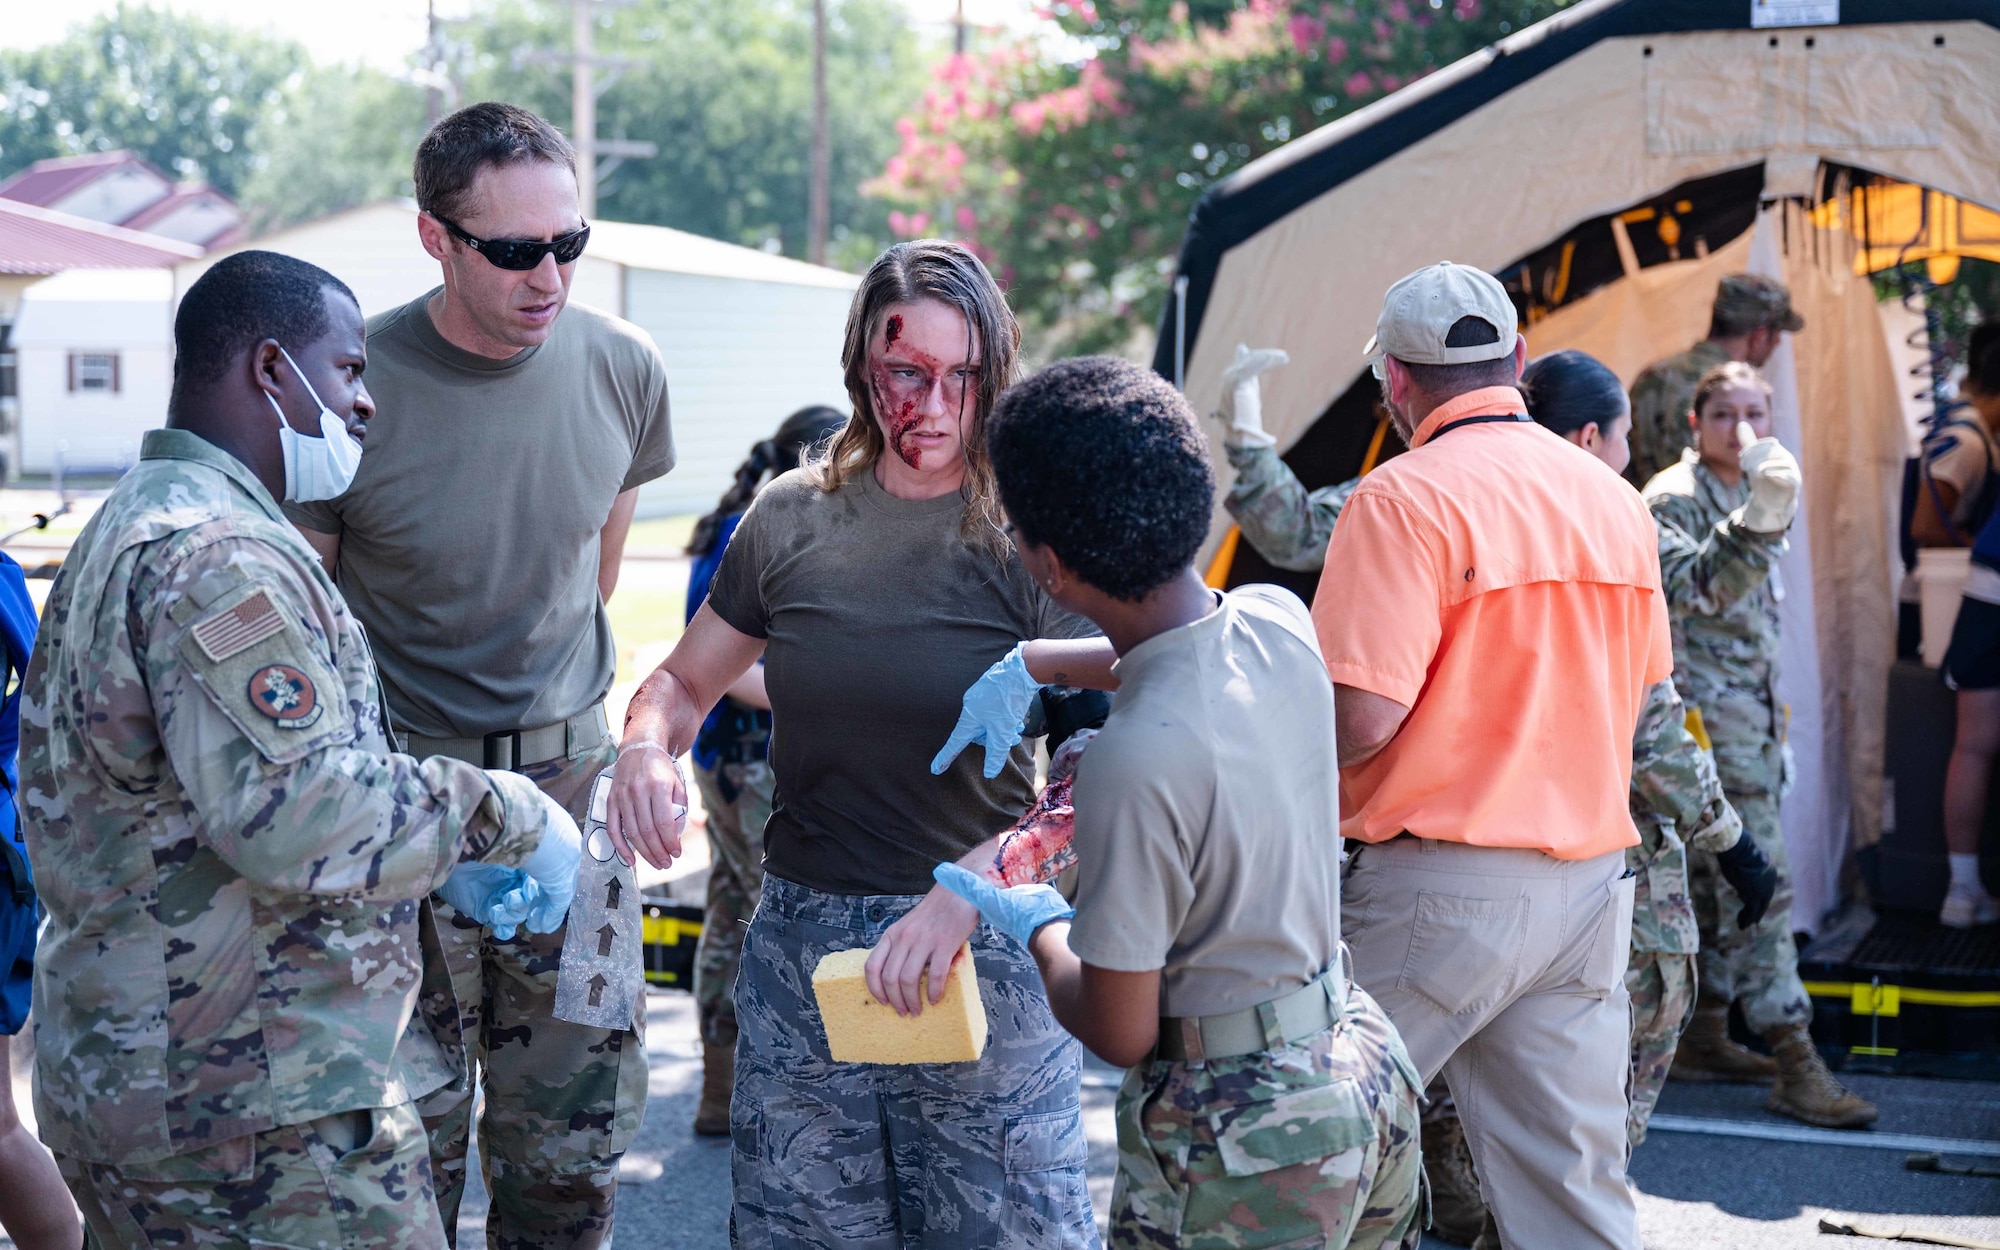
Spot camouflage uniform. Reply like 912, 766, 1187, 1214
1223, 441, 1359, 572
690, 758, 775, 1049
1646, 456, 1811, 1033
731, 876, 1098, 1248
21, 429, 550, 1246
1111, 985, 1423, 1250
1624, 341, 1729, 490
420, 734, 650, 1249
1624, 677, 1742, 1145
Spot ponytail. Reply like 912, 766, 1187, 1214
687, 405, 848, 557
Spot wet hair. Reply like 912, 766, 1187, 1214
415, 102, 576, 225
1520, 350, 1627, 437
170, 250, 357, 416
807, 239, 1022, 556
1396, 316, 1519, 395
1965, 321, 2000, 399
688, 405, 847, 556
987, 356, 1213, 602
1690, 360, 1772, 418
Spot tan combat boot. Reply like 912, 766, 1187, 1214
1420, 1111, 1489, 1246
1670, 1005, 1777, 1083
1765, 1025, 1878, 1128
693, 1042, 733, 1137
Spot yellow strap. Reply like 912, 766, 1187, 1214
1683, 705, 1713, 751
1359, 416, 1391, 477
1205, 526, 1241, 589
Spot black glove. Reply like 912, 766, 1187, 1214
1714, 835, 1778, 930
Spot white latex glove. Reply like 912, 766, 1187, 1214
1215, 344, 1289, 449
1734, 421, 1800, 534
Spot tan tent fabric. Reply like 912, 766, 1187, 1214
1521, 229, 1755, 384
1189, 20, 2000, 570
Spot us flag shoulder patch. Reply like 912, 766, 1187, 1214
192, 590, 285, 662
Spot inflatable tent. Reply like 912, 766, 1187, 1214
1154, 0, 2000, 936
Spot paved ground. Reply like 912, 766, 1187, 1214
429, 989, 2000, 1250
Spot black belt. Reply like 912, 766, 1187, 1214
1430, 413, 1532, 440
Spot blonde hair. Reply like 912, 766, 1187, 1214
805, 240, 1022, 557
1690, 360, 1771, 418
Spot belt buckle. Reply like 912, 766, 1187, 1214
483, 729, 524, 771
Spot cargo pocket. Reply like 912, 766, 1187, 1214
1184, 1078, 1379, 1245
1397, 891, 1528, 1016
106, 1133, 258, 1185
1001, 1104, 1093, 1245
1580, 873, 1638, 996
604, 1027, 651, 1162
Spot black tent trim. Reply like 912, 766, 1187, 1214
1150, 0, 2000, 381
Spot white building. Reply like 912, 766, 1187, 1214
178, 201, 860, 516
10, 267, 175, 479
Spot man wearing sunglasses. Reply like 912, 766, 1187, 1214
286, 102, 675, 1248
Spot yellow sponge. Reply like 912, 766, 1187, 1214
811, 943, 989, 1064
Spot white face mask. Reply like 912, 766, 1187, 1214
266, 346, 363, 502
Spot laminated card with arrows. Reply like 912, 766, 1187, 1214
554, 767, 644, 1029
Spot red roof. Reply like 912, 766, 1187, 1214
0, 198, 203, 275
0, 151, 161, 211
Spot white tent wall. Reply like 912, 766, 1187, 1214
1183, 19, 2000, 568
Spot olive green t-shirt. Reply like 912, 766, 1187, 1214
704, 468, 1095, 895
285, 290, 675, 738
1066, 586, 1343, 1018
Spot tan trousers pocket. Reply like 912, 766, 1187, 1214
1397, 891, 1528, 1016
1581, 873, 1639, 995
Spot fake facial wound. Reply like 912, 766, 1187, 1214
869, 300, 980, 473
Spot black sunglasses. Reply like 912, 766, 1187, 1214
433, 214, 590, 271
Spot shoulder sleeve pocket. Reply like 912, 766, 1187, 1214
175, 580, 352, 765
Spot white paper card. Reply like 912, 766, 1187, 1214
1750, 0, 1838, 28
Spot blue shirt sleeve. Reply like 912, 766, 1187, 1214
0, 554, 38, 863
686, 512, 743, 627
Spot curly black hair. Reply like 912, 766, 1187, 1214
986, 356, 1214, 602
170, 250, 357, 414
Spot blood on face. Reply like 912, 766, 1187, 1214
870, 342, 973, 471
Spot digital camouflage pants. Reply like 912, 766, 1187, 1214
690, 758, 775, 1050
731, 875, 1099, 1248
1625, 949, 1697, 1146
63, 1102, 444, 1249
1689, 791, 1812, 1033
422, 736, 649, 1249
1111, 984, 1424, 1250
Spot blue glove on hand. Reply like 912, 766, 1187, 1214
933, 861, 1073, 947
932, 643, 1040, 779
437, 863, 543, 941
519, 791, 584, 934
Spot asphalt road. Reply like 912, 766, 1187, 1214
441, 990, 2000, 1250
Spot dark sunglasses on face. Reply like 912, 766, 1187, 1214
433, 214, 590, 271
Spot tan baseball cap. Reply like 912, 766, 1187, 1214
1363, 261, 1519, 366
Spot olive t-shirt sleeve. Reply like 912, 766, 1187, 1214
704, 495, 770, 639
1066, 738, 1198, 975
283, 496, 342, 535
1036, 592, 1100, 642
618, 351, 677, 494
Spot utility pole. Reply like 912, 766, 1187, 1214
528, 0, 656, 219
808, 0, 830, 266
955, 0, 967, 55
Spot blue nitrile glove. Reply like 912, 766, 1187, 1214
933, 862, 1074, 946
519, 791, 584, 934
437, 863, 543, 941
932, 643, 1040, 779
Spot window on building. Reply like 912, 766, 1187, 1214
67, 352, 120, 394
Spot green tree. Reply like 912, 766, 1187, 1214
0, 3, 302, 197
455, 0, 927, 266
238, 65, 430, 231
873, 0, 1571, 355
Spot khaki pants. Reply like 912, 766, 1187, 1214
1342, 838, 1639, 1250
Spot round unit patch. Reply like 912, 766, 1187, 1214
248, 664, 323, 730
